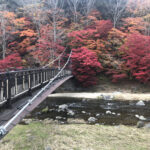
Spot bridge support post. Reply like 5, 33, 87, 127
6, 72, 12, 108
40, 70, 43, 87
28, 71, 32, 96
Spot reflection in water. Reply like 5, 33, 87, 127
31, 99, 150, 126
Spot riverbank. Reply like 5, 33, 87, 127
48, 92, 150, 101
1, 79, 150, 150
1, 119, 150, 150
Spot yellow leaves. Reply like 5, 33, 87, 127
20, 29, 37, 37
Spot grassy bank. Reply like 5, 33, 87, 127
1, 119, 150, 150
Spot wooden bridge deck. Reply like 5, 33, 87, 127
0, 75, 72, 138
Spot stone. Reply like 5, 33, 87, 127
82, 111, 86, 114
58, 104, 68, 111
55, 116, 62, 120
112, 112, 116, 115
136, 100, 145, 106
137, 121, 145, 128
88, 117, 97, 123
139, 115, 146, 121
96, 113, 100, 117
67, 110, 75, 116
135, 114, 146, 121
106, 110, 111, 114
135, 114, 140, 118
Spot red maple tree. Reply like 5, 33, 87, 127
0, 53, 22, 71
71, 47, 103, 87
120, 33, 150, 83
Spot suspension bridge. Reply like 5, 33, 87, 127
0, 50, 73, 139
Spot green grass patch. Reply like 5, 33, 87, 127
1, 120, 150, 150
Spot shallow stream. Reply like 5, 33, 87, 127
30, 98, 150, 125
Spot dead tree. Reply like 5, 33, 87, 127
81, 0, 96, 25
104, 0, 127, 28
46, 0, 64, 43
0, 4, 7, 59
20, 0, 44, 38
67, 0, 80, 23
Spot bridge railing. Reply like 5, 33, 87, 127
0, 68, 71, 107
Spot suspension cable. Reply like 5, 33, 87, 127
0, 50, 72, 137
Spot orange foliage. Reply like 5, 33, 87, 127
20, 29, 37, 37
4, 12, 15, 19
121, 17, 145, 33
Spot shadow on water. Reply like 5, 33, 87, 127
30, 98, 150, 126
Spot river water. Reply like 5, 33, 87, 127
30, 98, 150, 126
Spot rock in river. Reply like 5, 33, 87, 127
136, 100, 145, 106
58, 104, 68, 111
137, 121, 145, 128
135, 114, 146, 121
67, 110, 75, 116
106, 110, 112, 114
88, 117, 97, 124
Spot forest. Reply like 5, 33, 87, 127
0, 0, 150, 87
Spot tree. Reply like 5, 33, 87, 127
120, 33, 150, 83
71, 47, 103, 86
121, 17, 145, 34
21, 0, 45, 37
143, 14, 150, 36
31, 24, 65, 65
102, 0, 127, 28
0, 6, 15, 59
0, 53, 22, 71
81, 0, 96, 25
8, 17, 37, 56
68, 20, 113, 49
45, 0, 64, 43
67, 0, 80, 23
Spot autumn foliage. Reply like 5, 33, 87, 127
71, 47, 103, 87
120, 33, 150, 83
0, 53, 22, 71
0, 1, 150, 87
